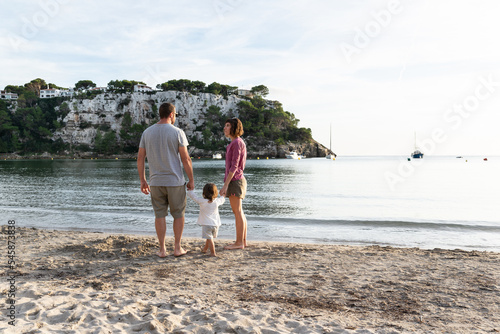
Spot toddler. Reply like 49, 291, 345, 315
187, 183, 225, 256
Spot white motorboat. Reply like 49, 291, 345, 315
326, 153, 336, 160
285, 151, 300, 159
212, 153, 222, 159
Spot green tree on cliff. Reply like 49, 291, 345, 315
94, 130, 119, 154
119, 112, 148, 152
75, 80, 97, 90
24, 78, 47, 96
107, 80, 146, 93
251, 85, 269, 97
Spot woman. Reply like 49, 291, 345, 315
220, 118, 247, 250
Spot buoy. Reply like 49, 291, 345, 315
257, 157, 260, 160
484, 158, 488, 161
266, 157, 269, 159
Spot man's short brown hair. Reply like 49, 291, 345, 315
159, 103, 176, 119
225, 118, 244, 137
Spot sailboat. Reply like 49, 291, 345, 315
411, 132, 423, 159
326, 123, 336, 160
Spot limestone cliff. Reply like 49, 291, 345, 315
53, 91, 331, 158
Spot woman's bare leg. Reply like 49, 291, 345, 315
225, 196, 246, 250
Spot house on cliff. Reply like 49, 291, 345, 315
0, 90, 18, 100
40, 88, 74, 98
237, 89, 253, 98
134, 84, 153, 92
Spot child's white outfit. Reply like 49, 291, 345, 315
187, 190, 225, 239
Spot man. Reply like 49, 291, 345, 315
137, 103, 194, 257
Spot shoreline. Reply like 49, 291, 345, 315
10, 223, 500, 254
2, 226, 499, 333
0, 152, 138, 160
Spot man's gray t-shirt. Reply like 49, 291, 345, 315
139, 124, 189, 187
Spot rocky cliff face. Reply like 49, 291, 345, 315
53, 91, 330, 158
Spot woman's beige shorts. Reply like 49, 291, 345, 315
227, 177, 247, 199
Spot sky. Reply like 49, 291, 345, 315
1, 0, 500, 156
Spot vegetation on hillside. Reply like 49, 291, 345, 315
0, 93, 68, 154
1, 78, 312, 156
188, 96, 312, 151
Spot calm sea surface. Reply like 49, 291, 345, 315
1, 156, 499, 252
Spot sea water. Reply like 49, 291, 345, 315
0, 156, 499, 252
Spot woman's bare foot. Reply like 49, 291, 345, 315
224, 243, 245, 250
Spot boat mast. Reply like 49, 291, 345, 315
329, 123, 332, 152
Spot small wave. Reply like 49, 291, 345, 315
245, 216, 500, 232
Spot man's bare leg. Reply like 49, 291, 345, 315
173, 216, 187, 256
155, 217, 167, 257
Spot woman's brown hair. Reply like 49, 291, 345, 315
225, 118, 244, 137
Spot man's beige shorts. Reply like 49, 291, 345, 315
150, 185, 186, 219
227, 177, 247, 199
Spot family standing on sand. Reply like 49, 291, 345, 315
137, 103, 247, 257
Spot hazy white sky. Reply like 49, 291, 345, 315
1, 0, 499, 155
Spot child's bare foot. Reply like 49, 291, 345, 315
200, 247, 208, 253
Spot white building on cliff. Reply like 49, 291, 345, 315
134, 84, 153, 92
40, 88, 75, 98
0, 90, 18, 100
237, 89, 253, 97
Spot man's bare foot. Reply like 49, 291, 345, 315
224, 243, 245, 250
157, 250, 167, 258
173, 248, 188, 257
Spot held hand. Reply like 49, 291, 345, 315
186, 180, 195, 191
140, 180, 151, 195
220, 185, 227, 197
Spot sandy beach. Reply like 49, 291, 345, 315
2, 226, 499, 333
